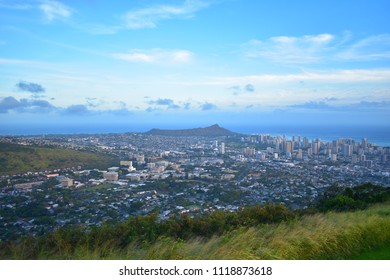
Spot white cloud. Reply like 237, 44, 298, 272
39, 0, 72, 22
123, 0, 210, 29
171, 50, 193, 63
244, 33, 390, 64
337, 34, 390, 61
112, 52, 155, 63
245, 33, 334, 63
0, 57, 47, 66
112, 49, 193, 64
0, 1, 33, 10
211, 69, 390, 85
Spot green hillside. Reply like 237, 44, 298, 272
0, 143, 118, 175
0, 180, 389, 260
1, 200, 389, 260
171, 203, 390, 260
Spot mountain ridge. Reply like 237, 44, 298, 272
145, 124, 237, 137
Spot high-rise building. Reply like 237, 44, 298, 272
275, 140, 280, 152
332, 140, 338, 154
303, 137, 309, 148
296, 149, 303, 160
281, 140, 287, 152
220, 142, 225, 155
243, 147, 255, 157
312, 142, 319, 155
362, 138, 368, 150
342, 144, 353, 157
286, 141, 293, 153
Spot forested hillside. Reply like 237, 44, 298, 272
0, 143, 118, 175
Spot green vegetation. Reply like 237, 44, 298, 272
1, 202, 389, 260
351, 242, 390, 260
315, 183, 390, 212
79, 183, 116, 192
0, 183, 389, 260
0, 183, 388, 259
0, 143, 118, 175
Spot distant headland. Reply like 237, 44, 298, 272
145, 124, 238, 137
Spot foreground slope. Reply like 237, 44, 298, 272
172, 203, 390, 260
1, 201, 389, 260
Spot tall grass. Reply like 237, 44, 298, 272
117, 203, 390, 260
1, 203, 389, 260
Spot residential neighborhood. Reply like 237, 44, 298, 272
0, 132, 389, 240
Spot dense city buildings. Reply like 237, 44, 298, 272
0, 130, 389, 240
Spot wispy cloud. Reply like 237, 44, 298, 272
0, 1, 33, 10
337, 34, 390, 61
39, 0, 73, 22
289, 100, 390, 112
244, 33, 390, 64
123, 0, 210, 29
213, 69, 390, 85
112, 49, 193, 64
0, 57, 48, 66
2, 1, 211, 34
244, 33, 335, 64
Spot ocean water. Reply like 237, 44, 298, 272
227, 124, 390, 147
1, 123, 389, 147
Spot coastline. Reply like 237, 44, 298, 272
1, 124, 389, 147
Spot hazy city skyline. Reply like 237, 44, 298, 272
1, 0, 390, 130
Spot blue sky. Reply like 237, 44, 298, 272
1, 0, 390, 133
